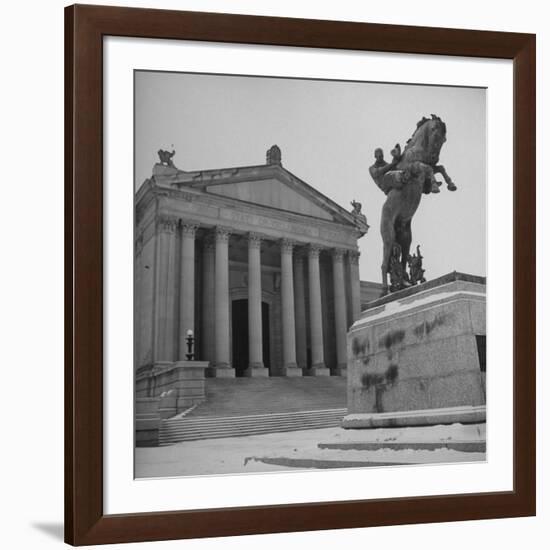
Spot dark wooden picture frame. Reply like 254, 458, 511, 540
65, 4, 536, 546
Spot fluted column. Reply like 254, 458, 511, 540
178, 222, 198, 359
245, 233, 268, 377
201, 235, 215, 363
153, 215, 178, 363
349, 250, 362, 321
134, 233, 144, 369
307, 245, 329, 375
280, 239, 301, 376
293, 251, 308, 370
211, 226, 234, 377
332, 248, 348, 375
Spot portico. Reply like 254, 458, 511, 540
135, 146, 369, 379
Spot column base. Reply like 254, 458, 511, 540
333, 364, 348, 377
280, 364, 303, 377
243, 364, 269, 377
304, 364, 331, 376
205, 363, 235, 378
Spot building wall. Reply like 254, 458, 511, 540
134, 175, 365, 375
135, 221, 157, 369
360, 280, 384, 309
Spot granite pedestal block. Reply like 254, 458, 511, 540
135, 397, 160, 447
343, 273, 486, 428
135, 360, 209, 413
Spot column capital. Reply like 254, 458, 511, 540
281, 238, 296, 253
308, 244, 323, 259
215, 226, 232, 243
248, 232, 263, 249
181, 221, 200, 237
349, 250, 361, 265
156, 214, 178, 234
332, 248, 346, 262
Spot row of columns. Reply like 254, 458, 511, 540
156, 218, 361, 377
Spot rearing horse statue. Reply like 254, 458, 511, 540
369, 115, 456, 293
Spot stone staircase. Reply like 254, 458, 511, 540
189, 377, 346, 416
158, 377, 347, 445
159, 408, 347, 445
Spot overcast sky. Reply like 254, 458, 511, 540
135, 71, 486, 284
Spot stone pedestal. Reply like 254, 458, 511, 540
158, 389, 178, 419
343, 273, 486, 428
278, 365, 303, 377
243, 365, 270, 377
136, 360, 209, 413
205, 365, 236, 378
333, 366, 347, 377
305, 365, 331, 377
135, 397, 160, 447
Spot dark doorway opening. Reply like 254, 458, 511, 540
476, 335, 486, 372
231, 299, 270, 377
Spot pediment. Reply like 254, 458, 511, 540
205, 176, 334, 221
159, 162, 367, 233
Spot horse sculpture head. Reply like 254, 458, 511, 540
405, 114, 447, 166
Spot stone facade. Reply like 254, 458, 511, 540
135, 147, 369, 381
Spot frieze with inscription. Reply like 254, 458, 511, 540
143, 183, 360, 248
220, 209, 319, 238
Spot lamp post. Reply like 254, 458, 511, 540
185, 329, 195, 361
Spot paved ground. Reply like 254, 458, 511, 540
135, 423, 486, 478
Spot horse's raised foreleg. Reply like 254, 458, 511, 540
434, 165, 457, 191
425, 165, 441, 194
415, 163, 440, 194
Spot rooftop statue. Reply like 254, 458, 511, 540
350, 199, 362, 215
266, 144, 282, 165
369, 115, 457, 293
158, 148, 176, 167
350, 200, 369, 227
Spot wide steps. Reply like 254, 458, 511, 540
159, 408, 346, 445
187, 377, 347, 418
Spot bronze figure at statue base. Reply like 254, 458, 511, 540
387, 243, 426, 293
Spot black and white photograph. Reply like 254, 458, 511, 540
2, 0, 544, 548
134, 70, 487, 478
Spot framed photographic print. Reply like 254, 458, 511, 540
65, 4, 536, 546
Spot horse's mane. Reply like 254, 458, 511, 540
403, 114, 447, 151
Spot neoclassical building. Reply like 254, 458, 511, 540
135, 146, 369, 378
